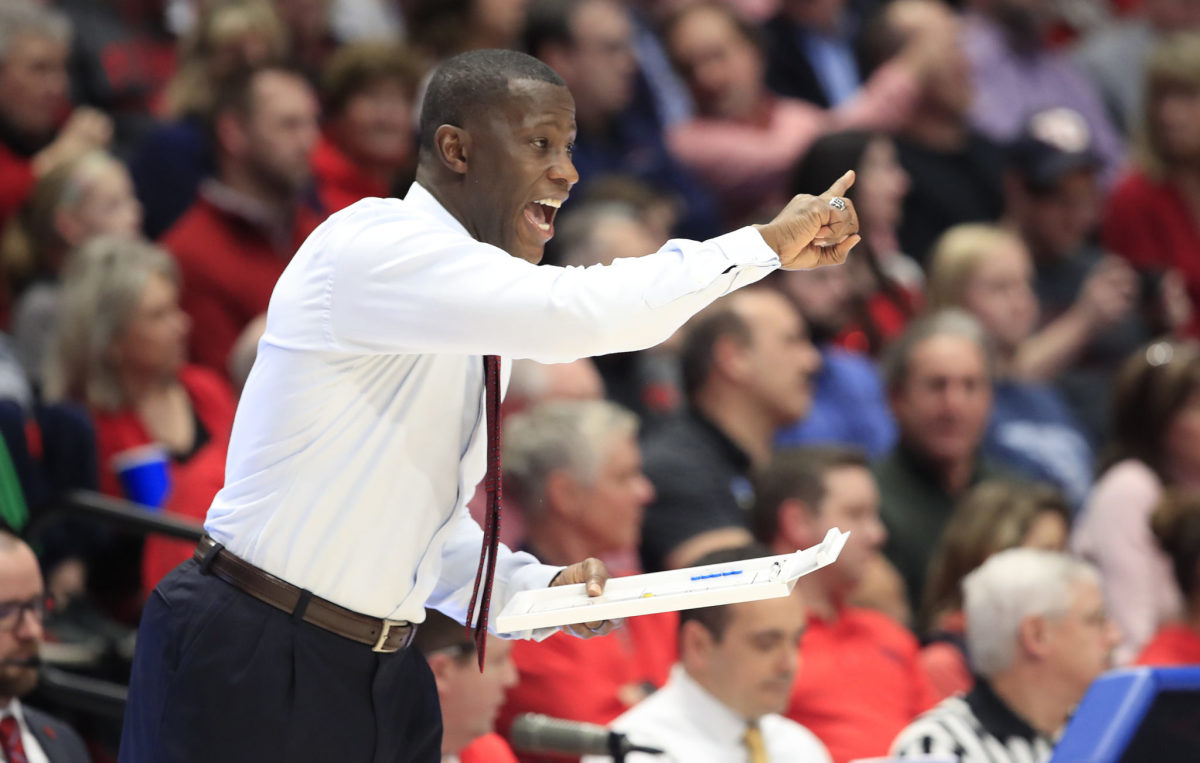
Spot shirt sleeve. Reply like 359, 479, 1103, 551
321, 209, 780, 363
424, 501, 562, 640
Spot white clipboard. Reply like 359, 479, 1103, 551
495, 527, 850, 633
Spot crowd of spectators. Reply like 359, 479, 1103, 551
1, 0, 1200, 760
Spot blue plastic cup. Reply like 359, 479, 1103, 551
113, 445, 172, 510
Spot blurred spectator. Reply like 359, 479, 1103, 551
891, 549, 1119, 761
44, 236, 236, 593
926, 224, 1095, 506
524, 0, 722, 239
505, 358, 605, 413
0, 151, 142, 385
1138, 490, 1200, 665
1103, 33, 1200, 339
876, 310, 1000, 608
764, 0, 887, 107
57, 0, 177, 155
315, 42, 422, 212
160, 64, 321, 373
582, 545, 831, 763
860, 0, 1006, 262
789, 129, 923, 357
0, 1, 112, 238
495, 401, 677, 761
639, 288, 821, 571
919, 480, 1071, 699
772, 264, 897, 457
1075, 0, 1200, 136
274, 0, 338, 81
959, 0, 1125, 183
1005, 107, 1160, 445
0, 532, 90, 762
227, 313, 267, 396
661, 2, 920, 226
414, 609, 520, 763
407, 0, 530, 61
1071, 339, 1200, 663
753, 446, 936, 763
131, 0, 288, 238
547, 200, 682, 424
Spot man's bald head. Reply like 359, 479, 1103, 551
418, 49, 565, 156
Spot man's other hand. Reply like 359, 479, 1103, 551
551, 558, 620, 638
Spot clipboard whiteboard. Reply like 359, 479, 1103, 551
495, 527, 849, 633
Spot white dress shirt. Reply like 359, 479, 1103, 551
204, 182, 780, 631
582, 665, 831, 763
0, 699, 50, 763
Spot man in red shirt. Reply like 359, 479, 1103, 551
159, 64, 322, 374
753, 446, 938, 763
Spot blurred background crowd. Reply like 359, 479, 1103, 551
2, 0, 1200, 760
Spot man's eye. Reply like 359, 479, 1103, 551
532, 138, 549, 149
566, 142, 576, 155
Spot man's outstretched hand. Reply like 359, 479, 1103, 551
754, 170, 862, 270
550, 557, 620, 638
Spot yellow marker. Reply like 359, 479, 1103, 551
642, 593, 654, 598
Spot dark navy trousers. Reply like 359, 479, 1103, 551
118, 559, 442, 762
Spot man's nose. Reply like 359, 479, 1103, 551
549, 153, 579, 188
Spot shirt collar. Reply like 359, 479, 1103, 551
0, 697, 26, 727
669, 664, 756, 747
199, 179, 295, 251
966, 676, 1055, 746
404, 182, 472, 239
687, 409, 753, 474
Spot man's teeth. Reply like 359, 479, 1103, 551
536, 222, 550, 231
533, 198, 562, 208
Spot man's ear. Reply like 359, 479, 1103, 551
1018, 614, 1052, 662
778, 498, 819, 549
679, 619, 714, 673
214, 112, 248, 159
712, 333, 750, 385
544, 468, 579, 520
434, 124, 470, 175
425, 651, 458, 692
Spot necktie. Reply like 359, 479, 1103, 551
466, 354, 503, 670
743, 723, 768, 763
0, 716, 28, 763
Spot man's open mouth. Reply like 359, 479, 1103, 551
523, 197, 563, 237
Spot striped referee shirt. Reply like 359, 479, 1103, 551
890, 678, 1056, 763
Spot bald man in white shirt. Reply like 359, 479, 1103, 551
119, 48, 860, 763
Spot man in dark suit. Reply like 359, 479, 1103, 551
0, 531, 89, 762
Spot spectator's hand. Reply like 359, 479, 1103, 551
1077, 256, 1136, 329
551, 558, 620, 639
755, 170, 861, 270
1159, 269, 1193, 333
32, 107, 113, 176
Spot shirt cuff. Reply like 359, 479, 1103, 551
713, 226, 782, 270
496, 561, 564, 641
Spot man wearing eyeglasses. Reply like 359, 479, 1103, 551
0, 532, 88, 762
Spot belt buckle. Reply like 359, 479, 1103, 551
372, 619, 408, 653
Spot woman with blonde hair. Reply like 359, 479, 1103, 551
926, 224, 1095, 507
0, 151, 142, 382
45, 235, 236, 593
1103, 32, 1200, 338
919, 479, 1071, 698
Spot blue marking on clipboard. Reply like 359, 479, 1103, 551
690, 569, 744, 581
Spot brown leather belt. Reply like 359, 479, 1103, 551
194, 535, 417, 653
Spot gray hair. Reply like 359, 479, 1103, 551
963, 548, 1100, 678
881, 308, 996, 392
0, 0, 70, 61
44, 235, 180, 411
502, 400, 639, 518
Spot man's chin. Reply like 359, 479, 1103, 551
0, 667, 39, 698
